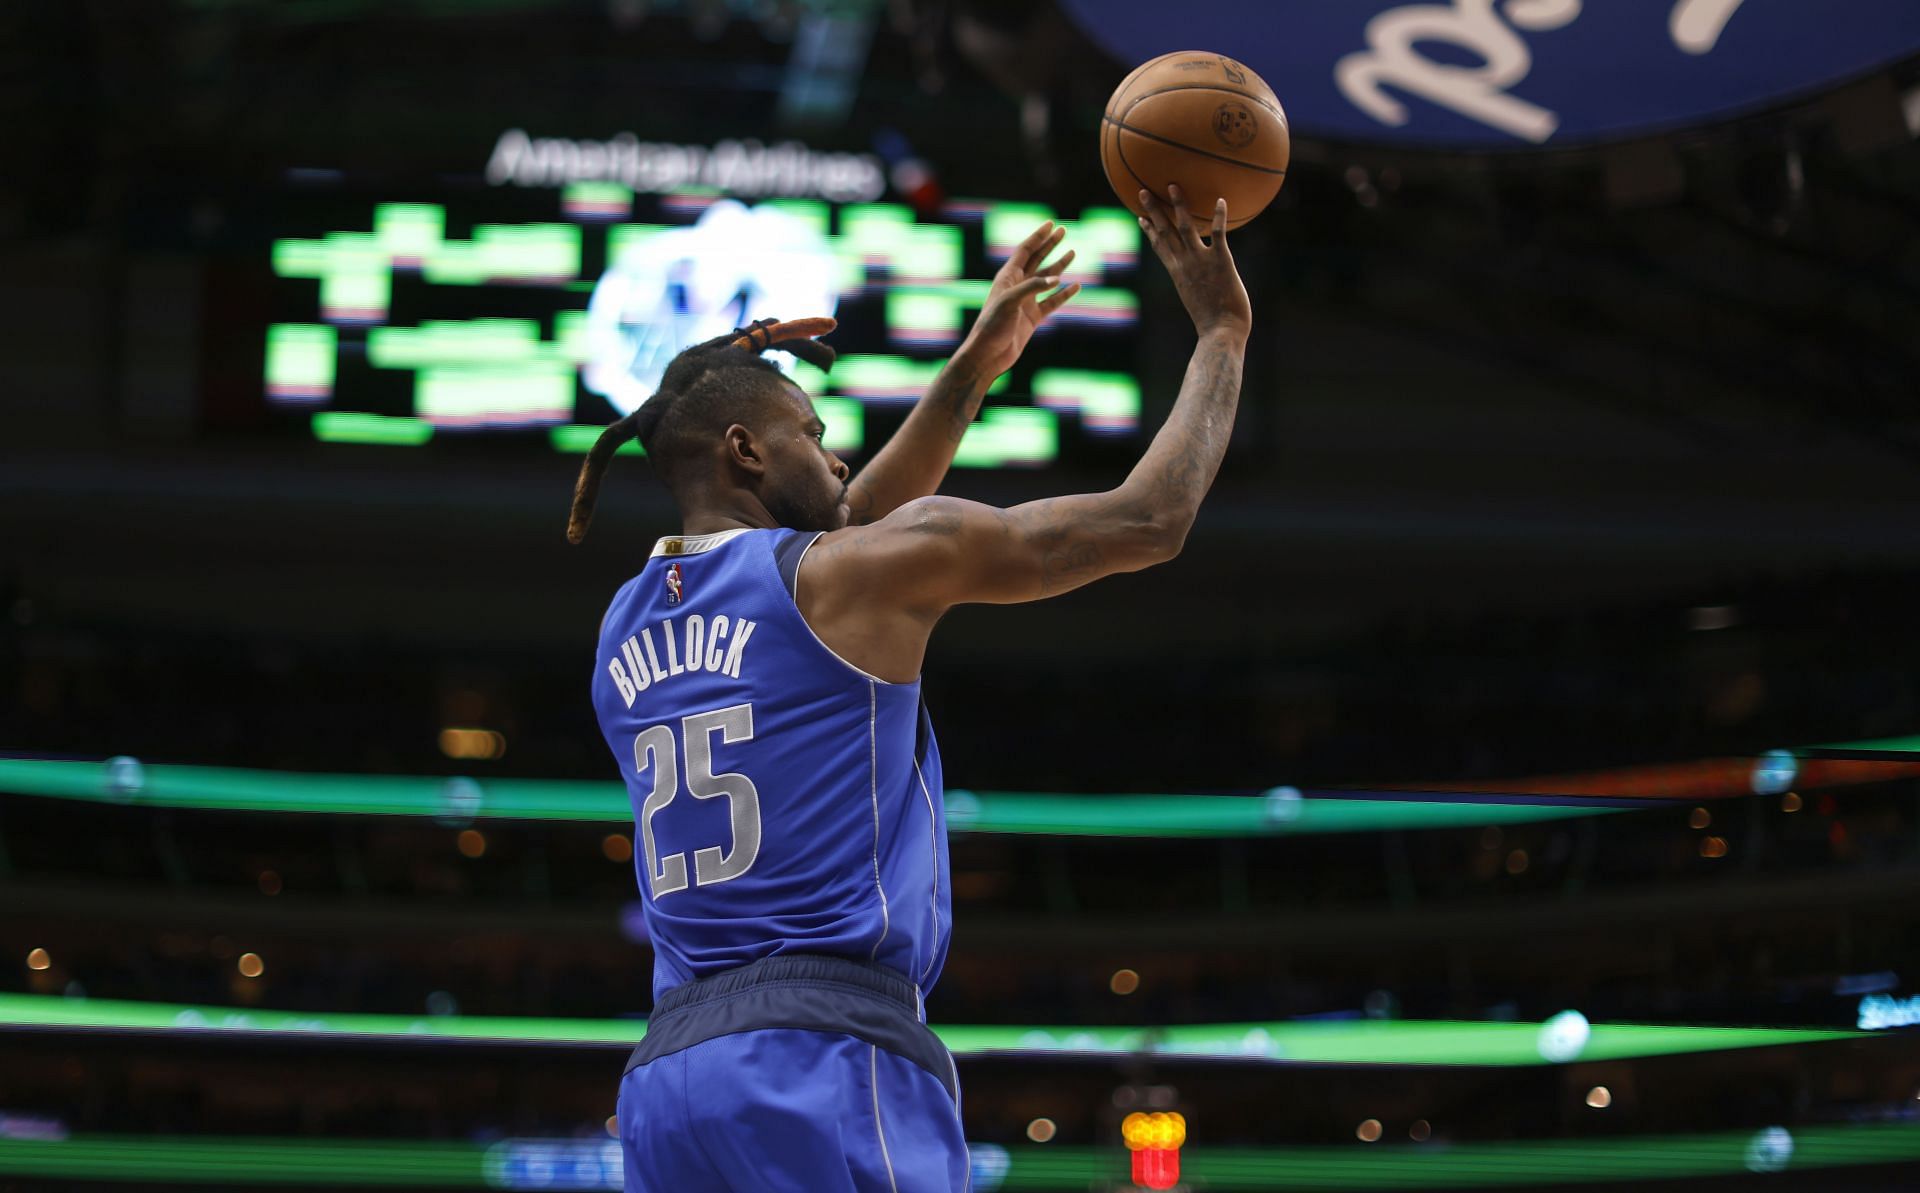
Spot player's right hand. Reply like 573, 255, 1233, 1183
1138, 185, 1251, 340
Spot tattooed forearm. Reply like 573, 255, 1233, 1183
1006, 499, 1113, 597
1128, 329, 1245, 532
926, 356, 989, 444
1039, 540, 1104, 594
839, 355, 993, 524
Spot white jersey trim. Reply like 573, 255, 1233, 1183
867, 681, 892, 963
870, 1045, 901, 1193
867, 680, 894, 956
913, 755, 942, 989
648, 528, 751, 558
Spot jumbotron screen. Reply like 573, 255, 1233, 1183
265, 184, 1146, 470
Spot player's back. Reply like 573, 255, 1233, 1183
592, 527, 951, 1002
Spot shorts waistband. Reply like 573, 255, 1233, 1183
651, 954, 921, 1020
627, 954, 955, 1101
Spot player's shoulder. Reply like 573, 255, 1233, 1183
803, 498, 986, 575
801, 497, 1008, 612
828, 496, 1002, 548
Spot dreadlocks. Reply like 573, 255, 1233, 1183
566, 316, 838, 544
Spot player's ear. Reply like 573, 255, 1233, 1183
724, 423, 767, 477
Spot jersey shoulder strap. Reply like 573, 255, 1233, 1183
771, 530, 824, 601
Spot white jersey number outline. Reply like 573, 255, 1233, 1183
635, 702, 763, 898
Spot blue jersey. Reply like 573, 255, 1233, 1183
592, 528, 952, 1004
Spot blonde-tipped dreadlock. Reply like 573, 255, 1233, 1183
566, 317, 839, 544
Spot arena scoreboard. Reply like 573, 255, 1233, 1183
266, 184, 1147, 471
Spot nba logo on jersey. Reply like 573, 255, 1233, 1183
665, 563, 684, 605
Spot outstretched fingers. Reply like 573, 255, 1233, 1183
1037, 280, 1081, 316
1167, 184, 1205, 251
1035, 247, 1075, 277
1008, 221, 1062, 274
1002, 266, 1079, 320
1138, 188, 1175, 263
1003, 274, 1063, 304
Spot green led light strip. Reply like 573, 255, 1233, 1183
1170, 1122, 1920, 1188
2, 1124, 1918, 1189
0, 1136, 482, 1187
1803, 734, 1920, 757
0, 757, 1623, 834
4, 735, 1911, 835
946, 790, 1611, 837
0, 994, 1857, 1065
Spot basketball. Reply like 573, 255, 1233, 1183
1100, 51, 1289, 231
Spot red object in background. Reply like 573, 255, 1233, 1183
1122, 1111, 1185, 1190
1131, 1145, 1180, 1189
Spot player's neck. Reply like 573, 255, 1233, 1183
678, 493, 779, 537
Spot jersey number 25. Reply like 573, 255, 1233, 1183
633, 702, 762, 899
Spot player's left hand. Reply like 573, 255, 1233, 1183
955, 220, 1081, 380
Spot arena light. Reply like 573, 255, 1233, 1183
0, 993, 1861, 1066
1536, 1011, 1591, 1063
438, 729, 507, 762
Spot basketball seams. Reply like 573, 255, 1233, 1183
1112, 123, 1259, 232
1104, 114, 1289, 177
1109, 115, 1260, 232
1114, 82, 1286, 124
1107, 51, 1282, 117
1109, 122, 1154, 202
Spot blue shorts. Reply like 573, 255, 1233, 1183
617, 956, 969, 1192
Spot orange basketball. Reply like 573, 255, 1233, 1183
1100, 51, 1289, 231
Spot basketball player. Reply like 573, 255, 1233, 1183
571, 186, 1249, 1191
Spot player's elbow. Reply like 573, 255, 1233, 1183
1145, 515, 1194, 564
1098, 488, 1194, 570
1116, 507, 1191, 570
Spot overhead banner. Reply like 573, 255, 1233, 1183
1061, 0, 1920, 147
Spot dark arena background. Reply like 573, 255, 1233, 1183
6, 1, 1920, 1190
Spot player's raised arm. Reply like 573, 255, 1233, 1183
801, 187, 1250, 671
838, 221, 1082, 525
